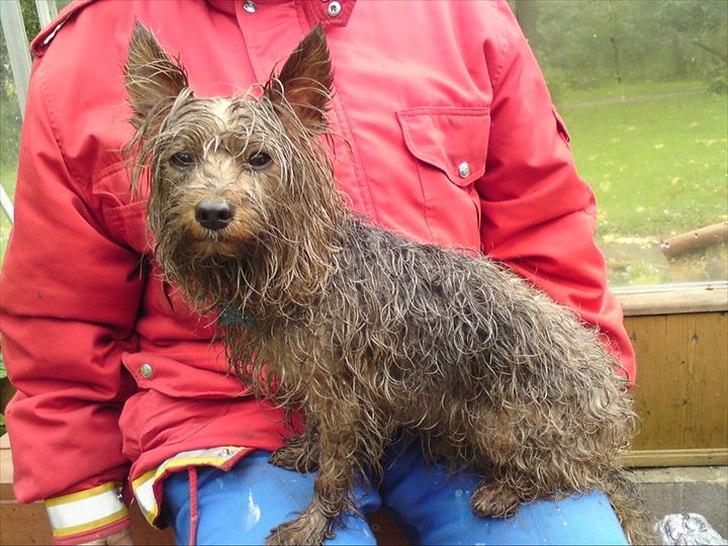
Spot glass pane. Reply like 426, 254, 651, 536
0, 23, 24, 258
516, 0, 728, 287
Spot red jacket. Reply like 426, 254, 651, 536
0, 0, 635, 542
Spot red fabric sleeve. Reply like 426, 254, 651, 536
478, 2, 635, 381
0, 60, 143, 502
52, 517, 131, 546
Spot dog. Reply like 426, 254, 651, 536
124, 23, 653, 545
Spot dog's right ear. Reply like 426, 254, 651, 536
125, 22, 189, 128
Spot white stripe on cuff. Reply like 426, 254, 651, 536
46, 486, 125, 532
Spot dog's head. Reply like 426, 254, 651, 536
125, 24, 343, 311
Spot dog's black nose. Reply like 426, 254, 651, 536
195, 200, 234, 231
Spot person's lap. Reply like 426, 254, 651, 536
162, 450, 380, 545
162, 441, 628, 545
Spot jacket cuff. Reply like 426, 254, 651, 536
44, 482, 129, 544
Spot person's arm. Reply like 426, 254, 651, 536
477, 1, 635, 381
0, 57, 143, 545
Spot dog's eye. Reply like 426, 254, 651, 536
170, 151, 195, 169
248, 152, 272, 169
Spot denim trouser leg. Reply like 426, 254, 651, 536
162, 451, 380, 545
162, 443, 629, 545
380, 439, 629, 546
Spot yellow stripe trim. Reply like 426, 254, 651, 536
132, 453, 237, 490
161, 456, 228, 471
145, 504, 160, 525
132, 449, 247, 526
51, 508, 128, 537
131, 468, 156, 489
45, 482, 119, 507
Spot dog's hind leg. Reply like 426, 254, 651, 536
467, 409, 538, 518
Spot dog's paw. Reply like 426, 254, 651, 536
265, 516, 331, 546
268, 444, 318, 473
470, 483, 520, 518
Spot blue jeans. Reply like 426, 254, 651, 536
161, 441, 628, 545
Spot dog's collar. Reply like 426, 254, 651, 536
219, 308, 256, 327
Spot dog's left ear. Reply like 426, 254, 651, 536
265, 25, 333, 132
125, 22, 189, 128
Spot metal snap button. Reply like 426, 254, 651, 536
242, 1, 256, 13
140, 363, 153, 379
458, 161, 471, 178
327, 1, 342, 17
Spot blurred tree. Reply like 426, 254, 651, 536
514, 0, 540, 49
607, 0, 623, 84
657, 0, 727, 92
533, 0, 727, 91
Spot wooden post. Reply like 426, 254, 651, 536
34, 0, 58, 29
660, 222, 728, 259
0, 0, 31, 224
0, 0, 31, 114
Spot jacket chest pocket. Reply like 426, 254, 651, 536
396, 107, 490, 254
104, 199, 150, 253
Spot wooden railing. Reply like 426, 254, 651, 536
619, 283, 728, 467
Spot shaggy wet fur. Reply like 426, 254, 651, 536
125, 24, 654, 545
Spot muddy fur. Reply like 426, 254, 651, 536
125, 23, 655, 545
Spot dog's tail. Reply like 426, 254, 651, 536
605, 472, 657, 545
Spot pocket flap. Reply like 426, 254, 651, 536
396, 107, 490, 186
552, 106, 572, 147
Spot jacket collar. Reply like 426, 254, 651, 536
205, 0, 356, 27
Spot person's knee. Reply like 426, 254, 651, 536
471, 490, 629, 546
381, 443, 628, 546
162, 451, 379, 545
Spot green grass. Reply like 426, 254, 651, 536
0, 163, 16, 261
558, 79, 706, 105
558, 80, 727, 285
560, 81, 728, 239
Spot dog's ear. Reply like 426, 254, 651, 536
265, 25, 333, 131
125, 22, 189, 128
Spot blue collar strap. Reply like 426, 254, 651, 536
219, 308, 255, 327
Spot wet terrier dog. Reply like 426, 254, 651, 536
125, 24, 653, 545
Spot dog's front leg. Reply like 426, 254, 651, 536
269, 414, 320, 472
265, 403, 370, 546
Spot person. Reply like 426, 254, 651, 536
0, 1, 636, 544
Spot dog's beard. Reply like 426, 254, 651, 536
151, 210, 255, 314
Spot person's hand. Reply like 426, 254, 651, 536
79, 527, 134, 545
